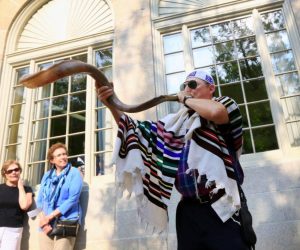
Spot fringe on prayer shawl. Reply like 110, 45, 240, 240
112, 108, 241, 234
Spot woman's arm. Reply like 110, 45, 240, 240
18, 179, 33, 211
55, 168, 83, 216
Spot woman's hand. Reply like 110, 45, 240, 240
41, 224, 52, 235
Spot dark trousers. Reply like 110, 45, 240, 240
176, 198, 250, 250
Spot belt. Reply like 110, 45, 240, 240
181, 194, 211, 204
181, 189, 226, 204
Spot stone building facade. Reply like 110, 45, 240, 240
0, 0, 300, 249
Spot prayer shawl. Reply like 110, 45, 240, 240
112, 96, 243, 233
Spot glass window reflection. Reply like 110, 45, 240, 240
261, 11, 285, 32
239, 57, 263, 79
50, 116, 67, 137
232, 17, 254, 38
244, 79, 268, 102
54, 77, 68, 96
163, 33, 183, 54
211, 22, 233, 42
276, 73, 300, 96
193, 46, 214, 67
52, 96, 68, 115
191, 27, 211, 47
70, 92, 86, 112
214, 41, 235, 62
236, 37, 257, 58
165, 53, 184, 74
248, 101, 273, 126
271, 50, 296, 74
217, 62, 240, 84
266, 31, 290, 53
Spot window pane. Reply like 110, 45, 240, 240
266, 31, 291, 53
166, 72, 186, 94
8, 124, 23, 144
211, 22, 233, 42
244, 79, 268, 102
53, 77, 68, 96
220, 83, 243, 104
15, 67, 29, 86
165, 53, 184, 73
50, 116, 67, 136
72, 54, 87, 63
101, 67, 113, 82
70, 92, 86, 112
69, 112, 86, 133
239, 105, 249, 127
96, 108, 112, 129
271, 50, 296, 74
32, 119, 48, 140
5, 145, 21, 160
239, 57, 263, 79
40, 84, 51, 98
12, 86, 25, 104
95, 49, 112, 68
261, 11, 285, 32
286, 121, 300, 147
217, 62, 240, 84
214, 41, 235, 62
69, 134, 85, 156
232, 17, 254, 38
242, 130, 253, 154
28, 163, 46, 186
193, 46, 214, 67
282, 96, 300, 122
248, 101, 273, 126
96, 129, 113, 152
253, 126, 278, 152
276, 73, 300, 96
191, 27, 211, 47
236, 37, 258, 58
52, 96, 68, 115
71, 74, 87, 92
49, 137, 65, 147
96, 152, 113, 176
10, 104, 25, 123
30, 140, 47, 162
35, 100, 50, 118
163, 33, 183, 54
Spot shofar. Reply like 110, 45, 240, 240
19, 60, 179, 113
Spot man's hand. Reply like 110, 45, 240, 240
177, 91, 192, 104
96, 84, 114, 107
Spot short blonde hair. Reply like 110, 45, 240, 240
1, 160, 22, 178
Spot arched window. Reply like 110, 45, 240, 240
1, 0, 114, 185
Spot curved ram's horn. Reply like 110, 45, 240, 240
19, 60, 178, 113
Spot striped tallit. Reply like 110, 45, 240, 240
112, 96, 243, 233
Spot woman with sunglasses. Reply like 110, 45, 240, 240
0, 160, 33, 250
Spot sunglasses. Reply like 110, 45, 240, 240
180, 80, 199, 91
5, 168, 20, 174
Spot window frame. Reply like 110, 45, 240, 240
151, 1, 300, 162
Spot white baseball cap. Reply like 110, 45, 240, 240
185, 70, 215, 85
